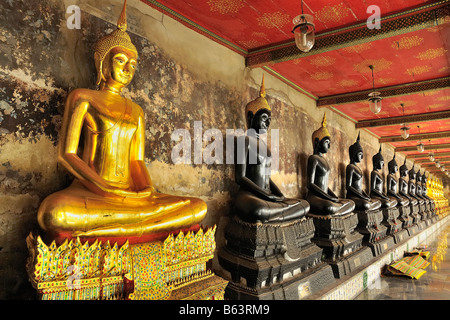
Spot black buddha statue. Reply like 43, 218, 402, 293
306, 113, 355, 216
233, 76, 310, 223
416, 170, 429, 203
408, 164, 424, 205
399, 159, 417, 205
421, 172, 433, 205
370, 146, 397, 209
345, 133, 381, 212
422, 171, 436, 217
386, 154, 409, 207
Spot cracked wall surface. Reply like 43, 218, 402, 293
0, 0, 394, 299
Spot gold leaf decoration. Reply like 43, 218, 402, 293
341, 43, 373, 54
353, 58, 393, 73
310, 71, 333, 80
437, 96, 450, 102
207, 0, 245, 14
377, 78, 395, 85
423, 90, 440, 96
406, 65, 432, 76
257, 11, 290, 29
309, 56, 336, 67
315, 3, 350, 24
391, 36, 424, 50
337, 79, 358, 87
415, 48, 448, 60
428, 104, 444, 109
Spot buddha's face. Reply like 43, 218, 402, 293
251, 110, 271, 134
390, 164, 398, 174
108, 47, 137, 86
377, 160, 384, 170
401, 167, 408, 177
318, 137, 331, 154
354, 151, 363, 163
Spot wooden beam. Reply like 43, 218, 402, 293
416, 158, 450, 165
380, 131, 450, 143
318, 77, 449, 107
246, 2, 449, 68
356, 110, 450, 129
408, 152, 450, 159
396, 143, 450, 152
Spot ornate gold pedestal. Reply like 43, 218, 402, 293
26, 226, 227, 300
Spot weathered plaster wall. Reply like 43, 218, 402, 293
0, 0, 403, 299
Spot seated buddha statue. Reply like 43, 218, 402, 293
233, 76, 310, 223
386, 154, 409, 207
416, 170, 429, 204
345, 133, 381, 212
421, 172, 433, 204
37, 1, 206, 239
408, 164, 424, 205
305, 113, 355, 216
370, 147, 397, 208
399, 159, 418, 205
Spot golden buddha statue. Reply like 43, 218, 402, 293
37, 0, 206, 240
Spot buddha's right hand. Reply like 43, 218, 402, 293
107, 186, 153, 200
89, 180, 153, 200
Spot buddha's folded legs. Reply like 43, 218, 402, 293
306, 193, 355, 216
38, 180, 207, 237
348, 197, 381, 211
377, 197, 398, 209
233, 190, 309, 223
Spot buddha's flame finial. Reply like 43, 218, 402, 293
322, 112, 327, 128
356, 131, 360, 142
117, 0, 128, 32
259, 74, 266, 98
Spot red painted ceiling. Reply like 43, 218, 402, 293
142, 0, 450, 180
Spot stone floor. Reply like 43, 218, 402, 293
354, 223, 450, 300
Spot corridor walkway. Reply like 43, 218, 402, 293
354, 224, 450, 300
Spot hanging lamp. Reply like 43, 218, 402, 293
292, 0, 315, 52
416, 126, 424, 152
367, 65, 382, 114
428, 140, 435, 162
399, 103, 410, 139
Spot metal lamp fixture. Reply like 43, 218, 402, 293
292, 0, 315, 52
428, 140, 435, 162
400, 103, 410, 139
436, 160, 441, 168
368, 65, 382, 114
416, 126, 424, 152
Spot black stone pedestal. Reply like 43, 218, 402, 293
406, 204, 421, 236
381, 206, 408, 244
392, 228, 409, 244
218, 216, 336, 300
417, 204, 428, 230
422, 202, 434, 226
398, 205, 413, 228
355, 209, 394, 257
307, 212, 373, 279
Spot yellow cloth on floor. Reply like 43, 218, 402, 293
405, 249, 431, 260
387, 255, 430, 280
